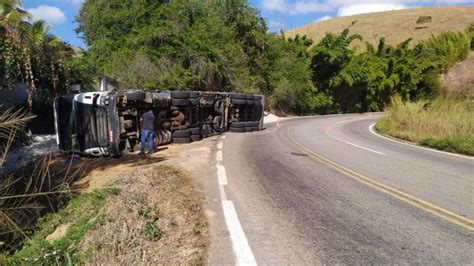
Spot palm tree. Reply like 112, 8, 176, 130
29, 20, 50, 46
0, 0, 31, 30
0, 0, 35, 106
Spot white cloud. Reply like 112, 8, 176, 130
337, 3, 407, 16
262, 0, 287, 12
291, 1, 333, 14
316, 15, 333, 22
268, 19, 287, 32
262, 0, 474, 16
27, 5, 67, 25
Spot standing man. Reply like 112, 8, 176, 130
140, 108, 156, 155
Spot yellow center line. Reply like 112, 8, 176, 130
286, 126, 474, 232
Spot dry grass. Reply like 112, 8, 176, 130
440, 51, 474, 97
286, 6, 474, 48
0, 108, 36, 169
0, 155, 93, 253
376, 96, 474, 155
80, 164, 208, 265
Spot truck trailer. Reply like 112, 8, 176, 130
53, 79, 264, 157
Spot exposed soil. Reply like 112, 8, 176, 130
70, 143, 210, 264
80, 164, 208, 265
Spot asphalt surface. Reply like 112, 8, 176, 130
214, 113, 473, 264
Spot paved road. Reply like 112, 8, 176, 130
214, 114, 473, 264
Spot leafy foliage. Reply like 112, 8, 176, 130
466, 22, 474, 50
0, 1, 78, 107
76, 1, 473, 114
308, 28, 471, 113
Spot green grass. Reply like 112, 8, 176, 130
1, 188, 120, 265
376, 96, 474, 155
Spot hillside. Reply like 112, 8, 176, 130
286, 6, 474, 47
440, 51, 474, 97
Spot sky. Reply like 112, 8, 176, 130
21, 0, 474, 49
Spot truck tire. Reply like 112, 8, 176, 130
245, 127, 253, 132
126, 91, 146, 101
252, 127, 260, 131
254, 105, 263, 121
171, 91, 190, 99
172, 98, 190, 107
244, 122, 252, 127
201, 127, 210, 138
230, 127, 245, 133
191, 134, 202, 141
190, 127, 200, 135
232, 99, 247, 105
231, 121, 245, 128
173, 137, 191, 144
230, 93, 246, 99
190, 98, 200, 106
250, 121, 259, 127
189, 91, 200, 98
172, 129, 191, 138
212, 116, 226, 133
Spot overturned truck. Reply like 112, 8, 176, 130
54, 83, 264, 157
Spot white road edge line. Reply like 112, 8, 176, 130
222, 200, 257, 265
216, 150, 223, 161
217, 165, 228, 185
336, 120, 346, 124
369, 123, 474, 160
325, 128, 386, 155
343, 140, 386, 155
216, 137, 257, 265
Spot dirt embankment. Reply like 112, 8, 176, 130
4, 142, 210, 264
79, 145, 209, 264
440, 51, 474, 97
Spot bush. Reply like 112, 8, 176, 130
467, 23, 474, 50
418, 31, 471, 72
416, 16, 432, 24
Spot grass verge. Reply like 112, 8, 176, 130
1, 188, 120, 264
375, 96, 474, 155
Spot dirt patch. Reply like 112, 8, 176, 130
45, 223, 71, 243
79, 164, 208, 265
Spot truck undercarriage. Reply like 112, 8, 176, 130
54, 88, 264, 157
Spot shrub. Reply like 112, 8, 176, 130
416, 16, 432, 24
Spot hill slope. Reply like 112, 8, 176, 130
440, 51, 474, 97
286, 6, 474, 47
